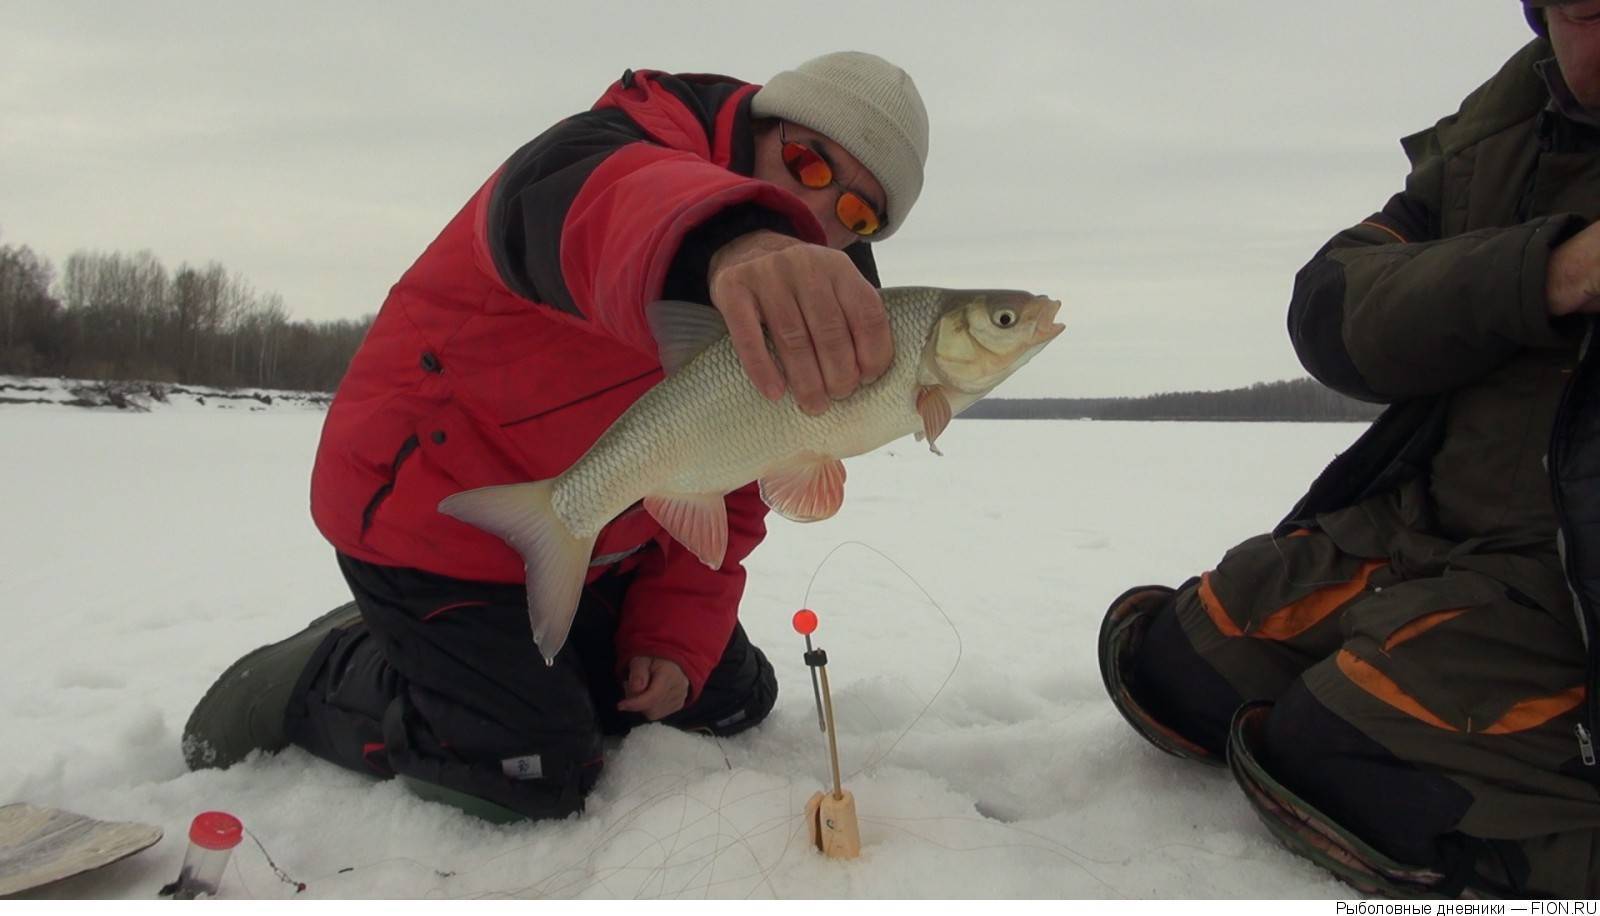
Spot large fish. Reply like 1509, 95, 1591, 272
439, 286, 1064, 662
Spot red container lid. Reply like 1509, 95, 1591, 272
188, 811, 243, 850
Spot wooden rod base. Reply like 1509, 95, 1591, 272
805, 789, 861, 859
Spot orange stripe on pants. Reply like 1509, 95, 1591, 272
1336, 650, 1457, 731
1199, 559, 1384, 642
1383, 609, 1466, 651
1338, 650, 1586, 734
1482, 686, 1586, 735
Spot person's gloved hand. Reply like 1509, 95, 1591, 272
708, 230, 891, 416
617, 655, 689, 720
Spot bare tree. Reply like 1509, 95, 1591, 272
0, 240, 61, 375
8, 235, 373, 390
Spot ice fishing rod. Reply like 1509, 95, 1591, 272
793, 608, 860, 859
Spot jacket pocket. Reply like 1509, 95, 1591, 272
359, 434, 422, 537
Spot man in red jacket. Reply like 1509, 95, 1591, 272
181, 51, 930, 822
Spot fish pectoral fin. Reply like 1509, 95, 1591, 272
917, 386, 952, 456
437, 481, 595, 664
758, 453, 847, 522
644, 493, 729, 569
645, 300, 730, 375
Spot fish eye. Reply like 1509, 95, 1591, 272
994, 309, 1018, 328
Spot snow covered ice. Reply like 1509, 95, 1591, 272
1, 393, 1356, 898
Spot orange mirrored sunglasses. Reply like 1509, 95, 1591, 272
778, 123, 885, 238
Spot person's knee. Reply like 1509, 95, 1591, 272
668, 630, 778, 737
718, 642, 777, 735
383, 693, 603, 822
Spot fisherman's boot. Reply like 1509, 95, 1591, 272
1226, 703, 1532, 898
1097, 581, 1220, 765
182, 602, 365, 770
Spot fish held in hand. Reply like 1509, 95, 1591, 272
438, 286, 1064, 662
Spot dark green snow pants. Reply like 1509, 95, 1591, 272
1106, 495, 1600, 896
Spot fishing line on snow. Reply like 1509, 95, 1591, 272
234, 540, 981, 899
800, 539, 965, 779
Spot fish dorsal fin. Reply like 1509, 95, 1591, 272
758, 453, 847, 522
915, 385, 951, 456
644, 493, 729, 569
645, 300, 730, 375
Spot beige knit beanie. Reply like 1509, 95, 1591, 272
751, 51, 928, 241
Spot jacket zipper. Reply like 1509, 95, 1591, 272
1550, 322, 1598, 767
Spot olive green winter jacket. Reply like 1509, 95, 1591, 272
1282, 37, 1600, 766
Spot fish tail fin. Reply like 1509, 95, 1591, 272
437, 481, 596, 663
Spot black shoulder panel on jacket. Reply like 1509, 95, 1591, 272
486, 108, 650, 314
653, 73, 749, 139
485, 73, 760, 317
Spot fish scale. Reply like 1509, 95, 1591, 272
553, 287, 950, 536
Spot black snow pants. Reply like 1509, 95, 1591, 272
284, 554, 778, 822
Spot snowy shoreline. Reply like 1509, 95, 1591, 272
0, 375, 331, 412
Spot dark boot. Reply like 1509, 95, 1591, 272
1227, 703, 1533, 898
182, 602, 364, 770
1097, 581, 1220, 765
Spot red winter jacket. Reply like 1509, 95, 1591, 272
309, 70, 878, 697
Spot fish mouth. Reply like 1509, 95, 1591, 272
1030, 297, 1066, 344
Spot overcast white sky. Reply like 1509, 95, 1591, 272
2, 2, 1537, 397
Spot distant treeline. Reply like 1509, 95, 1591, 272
963, 378, 1384, 422
1, 232, 1387, 419
0, 233, 372, 391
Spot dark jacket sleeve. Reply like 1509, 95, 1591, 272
1287, 127, 1585, 403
